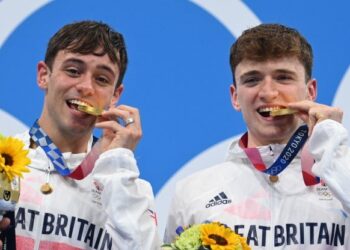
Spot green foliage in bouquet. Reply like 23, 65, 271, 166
162, 222, 251, 250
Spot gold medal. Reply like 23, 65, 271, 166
270, 108, 297, 117
40, 183, 53, 194
269, 175, 279, 183
77, 104, 102, 116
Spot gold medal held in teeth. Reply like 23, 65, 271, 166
77, 104, 103, 116
270, 108, 297, 117
41, 183, 53, 194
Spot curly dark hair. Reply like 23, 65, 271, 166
45, 20, 127, 88
230, 24, 313, 84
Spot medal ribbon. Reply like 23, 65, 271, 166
239, 125, 320, 186
29, 120, 100, 180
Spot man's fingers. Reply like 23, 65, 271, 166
100, 105, 141, 129
289, 100, 343, 135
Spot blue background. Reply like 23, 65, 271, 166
0, 0, 349, 195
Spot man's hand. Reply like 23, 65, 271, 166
95, 105, 142, 152
288, 100, 343, 135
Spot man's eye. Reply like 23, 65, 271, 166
277, 75, 292, 81
243, 77, 259, 85
65, 68, 80, 76
96, 76, 111, 85
246, 78, 257, 82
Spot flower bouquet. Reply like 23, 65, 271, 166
162, 221, 251, 250
0, 134, 30, 249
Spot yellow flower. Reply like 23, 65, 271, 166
201, 222, 251, 250
0, 136, 31, 181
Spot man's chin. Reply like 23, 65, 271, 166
264, 129, 297, 144
69, 120, 95, 134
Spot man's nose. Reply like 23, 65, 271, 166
258, 77, 278, 101
76, 76, 94, 96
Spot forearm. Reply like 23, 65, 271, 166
309, 119, 350, 214
92, 148, 160, 250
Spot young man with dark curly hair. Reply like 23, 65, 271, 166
165, 24, 350, 249
1, 20, 160, 250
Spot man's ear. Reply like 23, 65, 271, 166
37, 61, 50, 90
230, 84, 241, 111
110, 84, 124, 106
306, 78, 317, 101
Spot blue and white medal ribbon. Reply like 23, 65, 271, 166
240, 125, 320, 185
29, 120, 100, 180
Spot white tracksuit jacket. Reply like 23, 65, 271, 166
164, 120, 350, 249
14, 132, 160, 250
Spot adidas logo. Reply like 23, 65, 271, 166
205, 192, 232, 208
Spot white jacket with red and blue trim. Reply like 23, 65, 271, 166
15, 131, 160, 250
164, 120, 350, 249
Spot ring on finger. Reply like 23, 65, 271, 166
124, 117, 135, 126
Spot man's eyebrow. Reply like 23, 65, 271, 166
96, 64, 117, 77
62, 58, 116, 76
238, 69, 297, 81
274, 69, 297, 75
62, 58, 85, 66
239, 70, 261, 80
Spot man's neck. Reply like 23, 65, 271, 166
246, 132, 292, 148
246, 124, 304, 148
36, 119, 91, 153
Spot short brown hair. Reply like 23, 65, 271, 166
45, 20, 127, 87
230, 24, 313, 83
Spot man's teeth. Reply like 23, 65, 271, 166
68, 100, 91, 108
258, 107, 283, 113
258, 107, 285, 117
